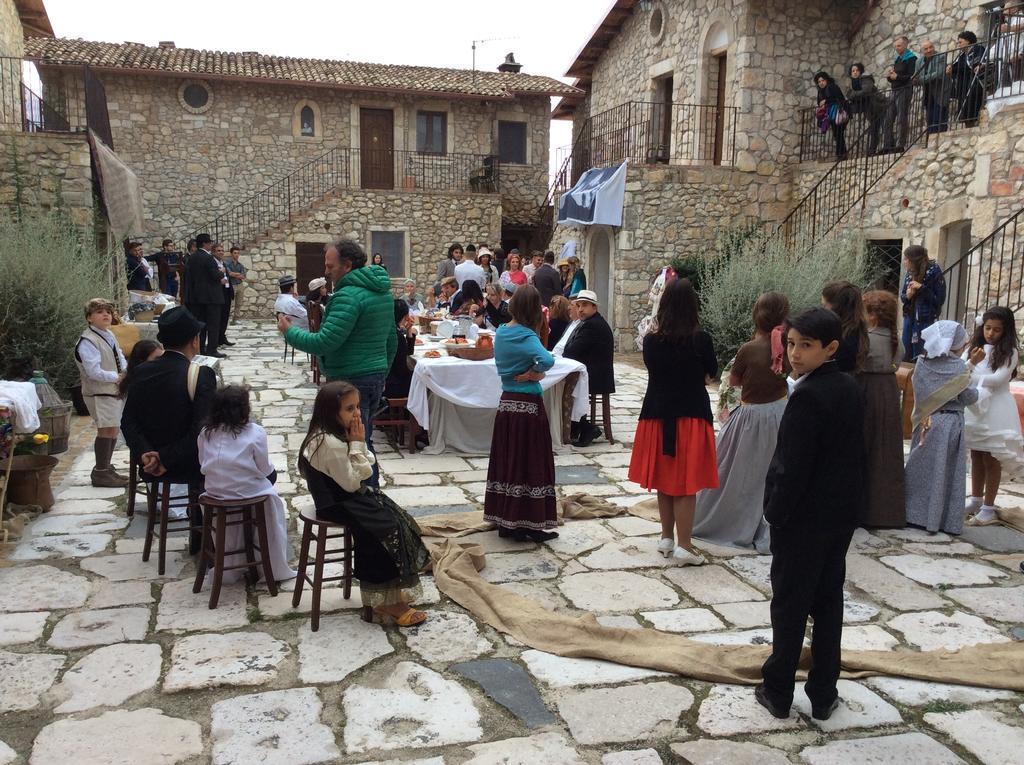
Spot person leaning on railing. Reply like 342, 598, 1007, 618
917, 40, 951, 134
947, 31, 987, 128
880, 35, 918, 154
847, 63, 886, 154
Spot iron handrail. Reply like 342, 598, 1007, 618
941, 206, 1024, 324
175, 147, 500, 249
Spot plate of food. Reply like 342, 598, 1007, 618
424, 350, 442, 359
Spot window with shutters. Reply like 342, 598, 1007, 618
416, 111, 447, 155
497, 120, 527, 164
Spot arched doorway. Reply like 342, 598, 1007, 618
939, 220, 972, 321
589, 226, 614, 327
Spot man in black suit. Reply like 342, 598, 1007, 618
755, 307, 865, 723
532, 251, 564, 307
120, 307, 217, 487
183, 233, 225, 357
562, 289, 615, 446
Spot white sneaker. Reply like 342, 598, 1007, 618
966, 496, 983, 514
672, 546, 705, 566
657, 538, 675, 557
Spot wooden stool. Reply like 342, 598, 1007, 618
142, 481, 203, 575
292, 506, 356, 631
193, 494, 278, 609
590, 392, 614, 443
126, 452, 151, 519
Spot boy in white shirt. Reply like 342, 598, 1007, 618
74, 298, 129, 487
273, 275, 309, 330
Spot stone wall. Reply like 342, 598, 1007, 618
0, 0, 23, 128
43, 69, 549, 253
849, 0, 984, 80
580, 0, 856, 189
240, 187, 501, 318
0, 131, 94, 232
0, 0, 23, 59
791, 105, 1024, 260
549, 163, 763, 350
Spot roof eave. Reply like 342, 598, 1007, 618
29, 61, 575, 101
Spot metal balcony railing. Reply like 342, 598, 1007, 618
177, 147, 500, 249
568, 100, 738, 175
1, 57, 112, 146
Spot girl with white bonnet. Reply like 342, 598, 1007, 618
904, 320, 979, 534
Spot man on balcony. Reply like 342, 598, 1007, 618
881, 36, 918, 153
917, 40, 951, 133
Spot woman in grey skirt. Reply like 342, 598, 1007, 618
904, 321, 978, 534
694, 292, 790, 551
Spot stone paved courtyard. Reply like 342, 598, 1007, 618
2, 321, 1024, 764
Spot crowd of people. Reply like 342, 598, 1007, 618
812, 20, 1017, 159
87, 232, 1023, 717
125, 234, 250, 357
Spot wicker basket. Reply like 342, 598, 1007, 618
445, 344, 494, 361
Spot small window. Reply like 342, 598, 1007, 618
498, 120, 527, 164
183, 83, 208, 109
417, 111, 447, 155
649, 5, 665, 40
370, 230, 406, 278
300, 105, 315, 137
178, 80, 213, 114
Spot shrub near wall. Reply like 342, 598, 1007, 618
698, 231, 878, 369
0, 212, 114, 392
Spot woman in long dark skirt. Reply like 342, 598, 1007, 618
860, 290, 907, 527
299, 381, 429, 626
484, 284, 559, 543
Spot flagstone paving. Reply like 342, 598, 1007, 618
0, 321, 1022, 763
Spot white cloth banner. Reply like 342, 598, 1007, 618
557, 161, 628, 226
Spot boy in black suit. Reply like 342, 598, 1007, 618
755, 307, 865, 721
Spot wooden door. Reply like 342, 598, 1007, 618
296, 242, 327, 295
713, 54, 727, 166
360, 108, 394, 189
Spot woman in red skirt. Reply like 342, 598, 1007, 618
628, 277, 719, 565
484, 285, 559, 542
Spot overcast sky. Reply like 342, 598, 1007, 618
43, 0, 608, 171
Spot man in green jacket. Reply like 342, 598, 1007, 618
279, 238, 396, 485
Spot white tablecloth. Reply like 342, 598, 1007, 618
407, 342, 589, 455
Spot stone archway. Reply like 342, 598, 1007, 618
588, 226, 615, 328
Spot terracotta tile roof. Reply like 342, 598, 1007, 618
25, 38, 580, 99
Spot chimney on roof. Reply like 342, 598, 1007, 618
158, 41, 176, 49
497, 52, 522, 74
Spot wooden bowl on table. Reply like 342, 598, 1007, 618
445, 343, 494, 361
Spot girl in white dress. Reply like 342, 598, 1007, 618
963, 307, 1024, 524
198, 385, 296, 584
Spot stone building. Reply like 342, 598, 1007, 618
20, 37, 575, 314
0, 0, 98, 237
552, 0, 1024, 349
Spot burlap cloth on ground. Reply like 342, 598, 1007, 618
422, 495, 1024, 692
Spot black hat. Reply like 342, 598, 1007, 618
278, 274, 297, 288
157, 306, 204, 347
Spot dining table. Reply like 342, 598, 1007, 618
406, 333, 590, 455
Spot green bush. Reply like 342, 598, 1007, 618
669, 221, 761, 296
698, 230, 880, 369
0, 212, 115, 393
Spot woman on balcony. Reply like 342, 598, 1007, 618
813, 71, 849, 160
499, 252, 528, 289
